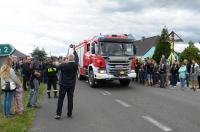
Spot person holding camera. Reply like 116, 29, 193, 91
55, 45, 79, 119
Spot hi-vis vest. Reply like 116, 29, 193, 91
46, 65, 58, 78
48, 67, 57, 73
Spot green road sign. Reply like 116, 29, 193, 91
0, 44, 15, 56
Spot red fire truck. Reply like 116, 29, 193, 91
75, 34, 137, 88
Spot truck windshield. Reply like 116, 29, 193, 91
99, 42, 134, 56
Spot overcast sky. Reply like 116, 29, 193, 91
0, 0, 199, 56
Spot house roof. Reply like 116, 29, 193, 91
134, 36, 160, 56
12, 49, 27, 58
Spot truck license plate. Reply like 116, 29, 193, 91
120, 71, 125, 74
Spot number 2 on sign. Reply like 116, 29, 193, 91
4, 47, 8, 53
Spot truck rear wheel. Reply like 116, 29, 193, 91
119, 79, 131, 87
88, 70, 97, 88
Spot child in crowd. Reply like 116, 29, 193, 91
14, 85, 24, 115
178, 63, 187, 90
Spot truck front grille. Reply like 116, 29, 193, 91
107, 60, 131, 76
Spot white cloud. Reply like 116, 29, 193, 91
175, 43, 200, 53
0, 0, 199, 56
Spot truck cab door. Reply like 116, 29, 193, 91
90, 42, 97, 64
84, 43, 90, 66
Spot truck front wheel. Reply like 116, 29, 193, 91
119, 79, 131, 87
88, 70, 97, 88
77, 70, 84, 80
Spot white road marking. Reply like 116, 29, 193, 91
100, 90, 112, 96
142, 115, 172, 132
115, 99, 132, 108
100, 91, 108, 96
103, 90, 112, 95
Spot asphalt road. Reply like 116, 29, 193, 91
30, 80, 200, 132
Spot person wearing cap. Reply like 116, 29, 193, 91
46, 59, 58, 98
55, 45, 79, 119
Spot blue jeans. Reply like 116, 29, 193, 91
171, 74, 178, 86
180, 78, 186, 90
4, 91, 14, 116
186, 74, 190, 87
27, 79, 40, 106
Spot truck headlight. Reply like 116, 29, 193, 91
99, 70, 106, 74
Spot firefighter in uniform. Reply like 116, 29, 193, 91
46, 60, 58, 98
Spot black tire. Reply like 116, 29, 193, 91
88, 70, 97, 88
77, 70, 84, 80
119, 79, 131, 87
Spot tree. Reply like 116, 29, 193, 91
180, 41, 200, 63
31, 47, 47, 61
153, 27, 171, 63
50, 56, 58, 61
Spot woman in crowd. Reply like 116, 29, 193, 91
0, 57, 22, 117
153, 60, 159, 85
170, 60, 179, 88
146, 59, 154, 86
184, 59, 191, 88
159, 60, 167, 88
178, 62, 187, 90
13, 81, 24, 115
135, 59, 140, 82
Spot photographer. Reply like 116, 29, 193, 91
55, 45, 79, 119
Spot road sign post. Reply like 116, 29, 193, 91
0, 44, 15, 56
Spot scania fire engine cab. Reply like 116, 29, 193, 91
75, 34, 137, 88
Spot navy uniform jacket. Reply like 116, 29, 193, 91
46, 64, 58, 80
22, 62, 31, 79
57, 51, 79, 88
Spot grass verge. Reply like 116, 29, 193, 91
0, 83, 46, 132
